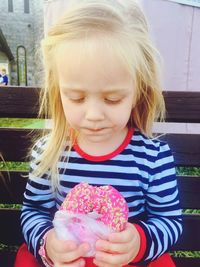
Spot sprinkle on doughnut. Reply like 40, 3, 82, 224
60, 182, 129, 232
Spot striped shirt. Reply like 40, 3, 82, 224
21, 128, 182, 265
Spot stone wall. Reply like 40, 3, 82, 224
0, 0, 44, 86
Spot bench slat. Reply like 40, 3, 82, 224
0, 252, 17, 267
0, 86, 40, 118
160, 134, 200, 166
177, 176, 200, 209
173, 257, 200, 267
171, 214, 200, 251
0, 209, 23, 246
0, 88, 200, 122
1, 129, 200, 166
0, 128, 43, 161
1, 172, 200, 209
163, 91, 200, 123
0, 211, 199, 251
0, 253, 199, 267
0, 171, 27, 204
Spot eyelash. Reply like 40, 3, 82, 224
68, 97, 122, 104
104, 98, 122, 104
69, 98, 85, 103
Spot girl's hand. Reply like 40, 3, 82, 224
45, 229, 90, 267
94, 223, 140, 267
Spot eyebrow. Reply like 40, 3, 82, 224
60, 87, 130, 94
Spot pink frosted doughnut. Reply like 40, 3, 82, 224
60, 182, 129, 232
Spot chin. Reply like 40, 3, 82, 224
81, 131, 112, 143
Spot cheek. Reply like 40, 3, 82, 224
60, 96, 76, 123
62, 104, 82, 126
110, 107, 132, 126
117, 102, 133, 119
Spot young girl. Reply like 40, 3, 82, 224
15, 1, 182, 266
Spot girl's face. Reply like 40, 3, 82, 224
56, 38, 135, 151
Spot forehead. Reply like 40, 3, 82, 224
54, 37, 133, 90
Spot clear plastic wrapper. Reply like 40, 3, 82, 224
53, 210, 113, 257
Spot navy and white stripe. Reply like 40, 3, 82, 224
21, 130, 182, 264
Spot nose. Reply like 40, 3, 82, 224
85, 100, 104, 121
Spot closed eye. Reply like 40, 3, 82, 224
104, 98, 122, 104
69, 97, 85, 103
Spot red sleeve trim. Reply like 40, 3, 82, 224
131, 224, 147, 263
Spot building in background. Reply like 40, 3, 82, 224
0, 0, 44, 86
1, 0, 200, 90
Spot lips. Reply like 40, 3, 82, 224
88, 128, 104, 132
82, 127, 109, 133
84, 127, 104, 132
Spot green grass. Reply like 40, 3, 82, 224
0, 118, 45, 129
177, 167, 200, 176
0, 204, 21, 209
171, 251, 200, 258
0, 243, 18, 252
0, 161, 29, 171
184, 209, 200, 214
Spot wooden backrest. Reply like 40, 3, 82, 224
0, 87, 200, 121
0, 86, 200, 267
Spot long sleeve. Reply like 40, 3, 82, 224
135, 142, 183, 263
20, 131, 183, 265
20, 139, 56, 262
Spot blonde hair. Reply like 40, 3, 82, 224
0, 153, 10, 186
34, 0, 165, 188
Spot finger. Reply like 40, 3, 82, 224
55, 258, 85, 267
109, 223, 136, 243
96, 239, 131, 254
57, 240, 78, 253
59, 243, 90, 262
94, 256, 122, 267
93, 258, 121, 267
48, 230, 78, 253
95, 251, 130, 266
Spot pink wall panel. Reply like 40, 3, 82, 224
142, 0, 200, 91
44, 0, 200, 91
188, 7, 200, 91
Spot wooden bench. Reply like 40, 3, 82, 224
0, 86, 200, 267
